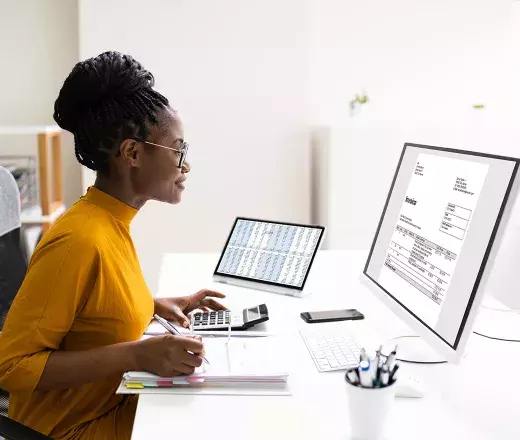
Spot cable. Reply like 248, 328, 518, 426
472, 331, 520, 343
475, 305, 520, 342
396, 358, 447, 365
384, 336, 448, 364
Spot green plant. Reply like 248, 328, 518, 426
349, 92, 369, 113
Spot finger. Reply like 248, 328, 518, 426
201, 290, 226, 299
173, 363, 196, 375
170, 305, 190, 328
164, 370, 185, 377
202, 298, 228, 311
177, 336, 204, 353
186, 336, 205, 358
186, 335, 203, 342
181, 352, 204, 368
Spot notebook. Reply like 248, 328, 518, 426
118, 337, 290, 396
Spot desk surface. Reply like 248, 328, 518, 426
132, 251, 520, 440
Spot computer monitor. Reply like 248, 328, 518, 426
361, 143, 519, 363
213, 217, 325, 296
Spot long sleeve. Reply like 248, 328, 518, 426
0, 233, 99, 393
1, 187, 153, 438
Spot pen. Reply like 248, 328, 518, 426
153, 314, 210, 365
371, 345, 383, 386
369, 355, 378, 386
375, 345, 382, 368
389, 364, 399, 383
359, 348, 368, 363
385, 345, 398, 371
346, 368, 359, 385
380, 364, 389, 386
359, 360, 372, 387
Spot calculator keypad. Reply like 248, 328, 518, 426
193, 310, 231, 327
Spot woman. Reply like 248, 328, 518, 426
0, 51, 226, 439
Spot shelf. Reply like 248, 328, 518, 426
0, 125, 61, 135
20, 204, 66, 224
1, 127, 65, 235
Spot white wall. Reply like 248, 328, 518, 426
308, 0, 512, 126
0, 0, 81, 208
307, 0, 515, 236
309, 0, 515, 250
308, 0, 520, 308
79, 0, 310, 292
512, 1, 520, 110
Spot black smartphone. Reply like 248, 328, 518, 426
300, 309, 364, 323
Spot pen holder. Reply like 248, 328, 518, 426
345, 377, 396, 440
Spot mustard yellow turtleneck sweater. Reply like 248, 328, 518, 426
0, 187, 154, 439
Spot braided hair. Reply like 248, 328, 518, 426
53, 51, 169, 174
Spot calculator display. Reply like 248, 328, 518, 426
246, 308, 261, 321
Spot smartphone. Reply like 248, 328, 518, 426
300, 309, 364, 323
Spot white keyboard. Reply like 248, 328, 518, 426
300, 330, 362, 372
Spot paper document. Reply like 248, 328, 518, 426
121, 337, 289, 389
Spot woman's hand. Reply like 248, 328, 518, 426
133, 334, 205, 376
153, 290, 227, 328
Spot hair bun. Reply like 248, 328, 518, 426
54, 51, 156, 132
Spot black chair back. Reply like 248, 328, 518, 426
0, 228, 27, 330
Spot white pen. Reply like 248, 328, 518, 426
359, 360, 372, 387
369, 353, 379, 385
385, 345, 398, 371
153, 314, 210, 365
375, 345, 382, 367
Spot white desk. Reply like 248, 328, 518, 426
132, 251, 520, 440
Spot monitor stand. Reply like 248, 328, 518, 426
385, 335, 446, 364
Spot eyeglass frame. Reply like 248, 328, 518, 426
131, 137, 189, 169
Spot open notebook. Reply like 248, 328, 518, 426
118, 337, 290, 396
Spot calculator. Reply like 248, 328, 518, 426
192, 304, 269, 331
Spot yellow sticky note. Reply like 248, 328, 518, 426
125, 382, 144, 389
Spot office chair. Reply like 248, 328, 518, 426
0, 166, 52, 439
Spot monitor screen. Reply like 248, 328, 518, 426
214, 218, 325, 290
364, 144, 519, 349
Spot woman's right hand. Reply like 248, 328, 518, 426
133, 335, 204, 377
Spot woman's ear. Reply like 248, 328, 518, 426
119, 139, 141, 167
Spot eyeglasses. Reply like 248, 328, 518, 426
132, 137, 189, 169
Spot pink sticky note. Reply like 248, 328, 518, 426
186, 377, 205, 384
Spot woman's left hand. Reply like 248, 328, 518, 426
153, 290, 227, 328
